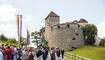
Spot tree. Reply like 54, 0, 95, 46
38, 40, 49, 49
31, 31, 40, 47
0, 34, 8, 42
83, 24, 97, 45
20, 37, 27, 46
99, 39, 105, 46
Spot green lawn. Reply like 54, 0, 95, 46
65, 46, 105, 60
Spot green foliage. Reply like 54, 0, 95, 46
8, 38, 17, 43
43, 40, 49, 49
31, 31, 40, 47
83, 24, 97, 45
38, 40, 49, 49
99, 39, 105, 46
0, 34, 8, 42
20, 37, 27, 46
0, 34, 18, 46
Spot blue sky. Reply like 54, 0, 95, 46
0, 0, 105, 39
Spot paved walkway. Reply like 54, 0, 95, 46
34, 53, 67, 60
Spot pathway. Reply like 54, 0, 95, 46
34, 53, 67, 60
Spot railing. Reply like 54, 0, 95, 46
65, 53, 91, 60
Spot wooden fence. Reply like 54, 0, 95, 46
65, 53, 91, 60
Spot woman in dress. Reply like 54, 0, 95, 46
28, 49, 34, 60
50, 47, 56, 60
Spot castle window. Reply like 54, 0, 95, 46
58, 25, 60, 29
51, 27, 53, 30
72, 47, 75, 48
78, 25, 80, 28
72, 38, 76, 40
76, 33, 78, 36
72, 47, 76, 49
67, 24, 69, 28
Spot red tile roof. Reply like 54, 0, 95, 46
48, 11, 59, 16
45, 11, 59, 20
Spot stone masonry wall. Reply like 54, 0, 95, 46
47, 23, 84, 51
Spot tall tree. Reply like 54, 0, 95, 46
31, 31, 40, 47
0, 34, 8, 42
83, 24, 97, 45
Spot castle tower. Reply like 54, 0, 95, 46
45, 11, 60, 26
45, 11, 60, 41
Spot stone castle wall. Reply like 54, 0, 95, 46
44, 12, 86, 51
46, 23, 84, 51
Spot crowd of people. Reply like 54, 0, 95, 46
0, 44, 65, 60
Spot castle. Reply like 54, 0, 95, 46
44, 11, 88, 51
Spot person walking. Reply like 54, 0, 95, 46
28, 49, 34, 60
17, 48, 22, 60
50, 47, 56, 60
56, 48, 61, 59
0, 49, 3, 60
42, 49, 46, 60
5, 46, 12, 60
45, 48, 48, 59
61, 48, 64, 59
36, 49, 42, 60
21, 49, 28, 60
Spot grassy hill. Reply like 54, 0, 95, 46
65, 46, 105, 60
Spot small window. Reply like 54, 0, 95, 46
67, 24, 69, 28
58, 25, 60, 29
76, 33, 78, 36
72, 47, 74, 48
72, 38, 76, 40
51, 27, 53, 30
72, 47, 76, 49
78, 25, 80, 28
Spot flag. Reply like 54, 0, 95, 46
16, 15, 22, 43
29, 32, 32, 47
27, 28, 30, 45
41, 27, 45, 46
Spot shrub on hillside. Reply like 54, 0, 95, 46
99, 39, 105, 46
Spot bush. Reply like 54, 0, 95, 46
99, 39, 105, 46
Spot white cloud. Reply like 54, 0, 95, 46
97, 18, 105, 38
0, 24, 17, 38
0, 4, 32, 22
0, 4, 18, 22
0, 3, 33, 39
